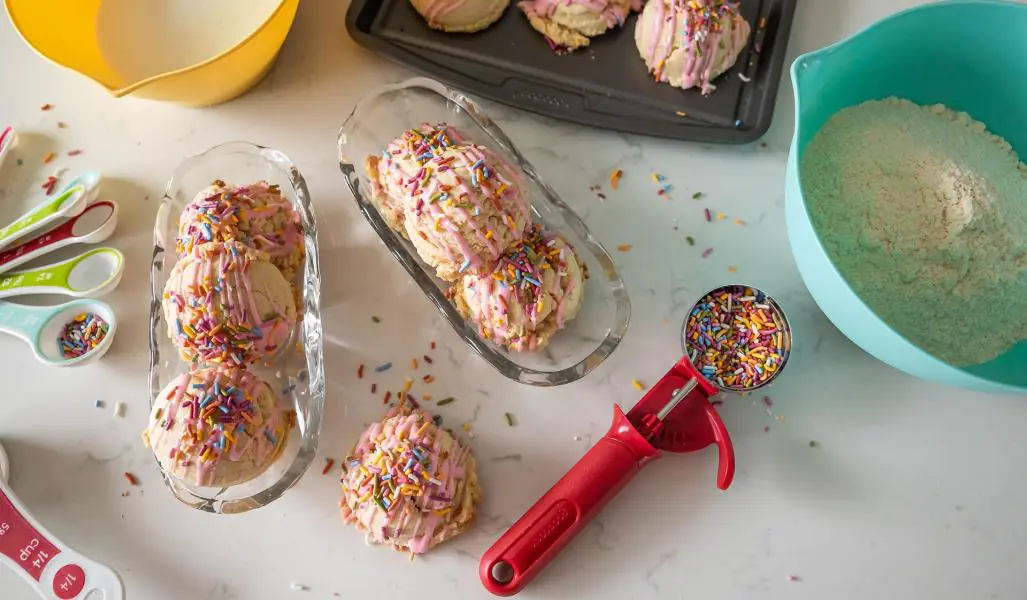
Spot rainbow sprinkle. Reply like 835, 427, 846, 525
685, 286, 791, 391
58, 312, 109, 359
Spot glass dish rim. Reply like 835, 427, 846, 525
147, 140, 325, 513
336, 76, 631, 387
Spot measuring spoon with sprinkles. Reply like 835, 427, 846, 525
0, 298, 116, 366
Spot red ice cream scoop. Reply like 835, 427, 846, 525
480, 285, 792, 596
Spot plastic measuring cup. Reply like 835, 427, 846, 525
0, 248, 124, 300
0, 298, 117, 366
0, 442, 125, 599
0, 201, 119, 276
481, 284, 793, 596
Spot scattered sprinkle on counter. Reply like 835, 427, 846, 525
675, 110, 687, 117
42, 151, 55, 164
763, 395, 773, 407
609, 169, 623, 190
41, 175, 58, 195
322, 458, 335, 475
727, 266, 738, 273
290, 582, 309, 591
114, 402, 125, 417
617, 244, 633, 252
686, 236, 695, 246
788, 575, 801, 582
505, 412, 516, 426
423, 355, 433, 364
632, 378, 646, 391
57, 121, 67, 128
704, 208, 712, 221
809, 440, 819, 448
702, 248, 714, 258
374, 362, 392, 373
123, 472, 138, 486
692, 191, 703, 200
437, 397, 455, 406
58, 312, 109, 358
41, 103, 53, 111
371, 315, 381, 323
67, 149, 83, 156
357, 363, 364, 379
94, 400, 105, 409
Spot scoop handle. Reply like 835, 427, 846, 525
479, 405, 660, 596
0, 478, 124, 599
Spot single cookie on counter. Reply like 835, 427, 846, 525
410, 0, 509, 32
142, 366, 293, 488
452, 224, 586, 351
367, 123, 532, 281
520, 0, 639, 52
163, 241, 297, 365
340, 406, 481, 555
177, 180, 305, 285
635, 0, 751, 95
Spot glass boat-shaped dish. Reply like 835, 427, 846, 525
148, 142, 324, 513
337, 77, 630, 386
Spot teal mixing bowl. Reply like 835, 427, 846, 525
785, 0, 1027, 394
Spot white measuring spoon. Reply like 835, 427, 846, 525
0, 298, 117, 367
0, 172, 102, 252
0, 442, 125, 599
0, 202, 118, 276
0, 248, 123, 300
0, 126, 17, 170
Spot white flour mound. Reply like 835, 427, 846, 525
801, 97, 1027, 366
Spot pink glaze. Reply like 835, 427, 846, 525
148, 367, 289, 487
644, 0, 749, 95
343, 408, 472, 554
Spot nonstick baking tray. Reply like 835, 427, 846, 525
346, 0, 797, 143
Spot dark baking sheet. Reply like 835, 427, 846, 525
346, 0, 796, 143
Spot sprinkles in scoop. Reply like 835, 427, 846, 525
58, 312, 109, 359
684, 285, 791, 391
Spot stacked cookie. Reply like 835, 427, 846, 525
366, 123, 587, 352
143, 181, 305, 488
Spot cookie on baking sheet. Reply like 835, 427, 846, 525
410, 0, 509, 32
519, 0, 636, 52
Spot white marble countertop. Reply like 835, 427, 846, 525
3, 1, 1027, 599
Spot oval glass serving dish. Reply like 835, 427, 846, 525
148, 142, 324, 513
337, 77, 631, 386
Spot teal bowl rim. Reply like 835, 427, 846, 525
786, 0, 1027, 394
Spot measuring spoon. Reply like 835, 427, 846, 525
0, 126, 16, 169
0, 171, 102, 252
0, 248, 123, 300
0, 298, 117, 367
0, 442, 125, 599
0, 201, 118, 276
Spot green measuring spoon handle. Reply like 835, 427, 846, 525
0, 253, 78, 295
0, 187, 79, 246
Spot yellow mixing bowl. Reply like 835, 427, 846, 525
4, 0, 298, 106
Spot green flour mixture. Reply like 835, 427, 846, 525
801, 98, 1027, 366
